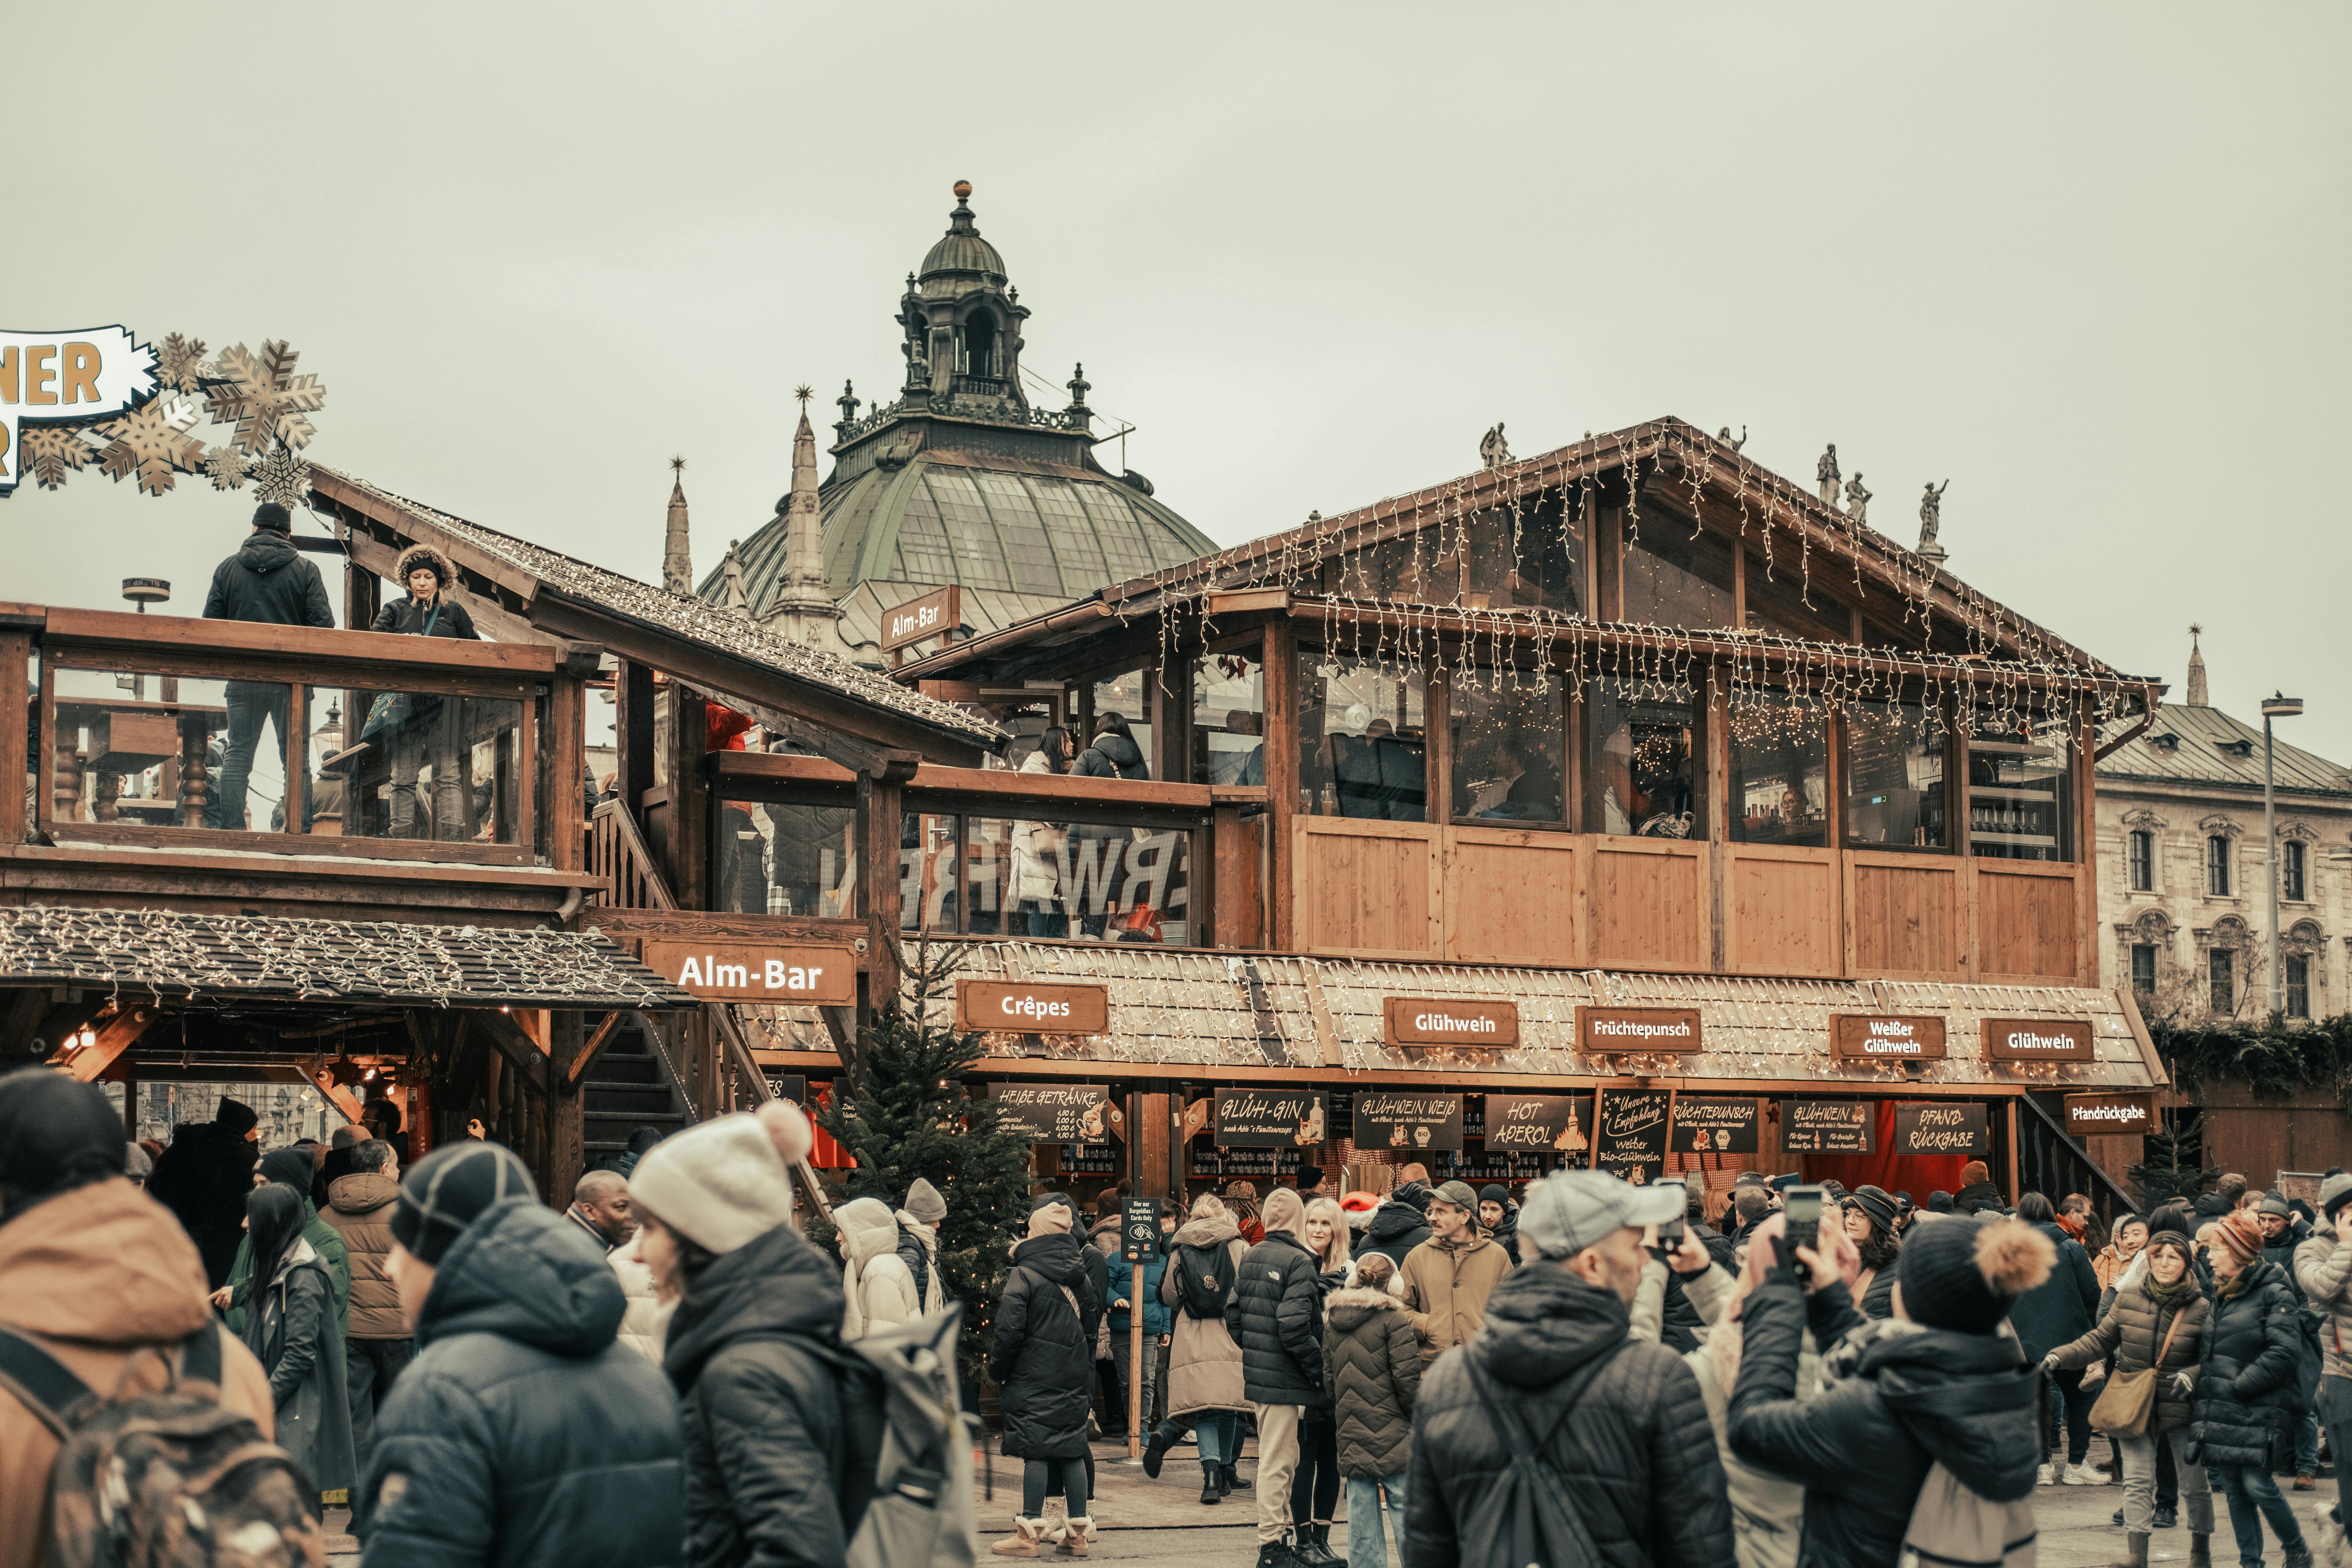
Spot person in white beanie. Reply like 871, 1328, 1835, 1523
896, 1176, 950, 1318
836, 1197, 922, 1340
631, 1102, 879, 1568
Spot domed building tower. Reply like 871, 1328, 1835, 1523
701, 182, 1217, 660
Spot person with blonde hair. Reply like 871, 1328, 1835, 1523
1145, 1192, 1254, 1503
1288, 1197, 1351, 1563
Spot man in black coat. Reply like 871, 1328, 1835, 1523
1405, 1169, 1730, 1568
146, 1096, 261, 1288
202, 501, 335, 830
1358, 1185, 1433, 1269
1226, 1190, 1327, 1568
358, 1142, 684, 1568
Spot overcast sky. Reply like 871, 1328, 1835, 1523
8, 4, 2347, 760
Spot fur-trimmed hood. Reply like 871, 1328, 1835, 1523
394, 544, 456, 590
1323, 1282, 1404, 1333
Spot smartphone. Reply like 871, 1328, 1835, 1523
1781, 1184, 1824, 1274
1656, 1178, 1687, 1246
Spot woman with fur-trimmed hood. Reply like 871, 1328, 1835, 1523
368, 544, 481, 840
370, 545, 479, 640
1323, 1251, 1418, 1568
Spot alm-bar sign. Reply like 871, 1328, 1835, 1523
880, 585, 960, 654
643, 941, 858, 1004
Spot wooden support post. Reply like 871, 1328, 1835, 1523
616, 660, 656, 827
63, 1005, 165, 1082
549, 666, 588, 874
669, 684, 710, 912
1263, 620, 1298, 950
0, 630, 28, 846
857, 752, 918, 1023
547, 1010, 586, 1205
2004, 1098, 2022, 1202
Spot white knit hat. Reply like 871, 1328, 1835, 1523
628, 1111, 798, 1255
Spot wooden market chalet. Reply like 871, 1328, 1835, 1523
1, 190, 2177, 1211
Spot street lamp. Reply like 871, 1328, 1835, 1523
2260, 692, 2303, 1015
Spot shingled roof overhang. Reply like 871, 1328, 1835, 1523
0, 905, 697, 1011
900, 418, 2155, 695
307, 469, 1004, 766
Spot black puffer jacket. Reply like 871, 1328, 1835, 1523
665, 1222, 875, 1568
1358, 1199, 1432, 1269
1404, 1262, 1731, 1568
1071, 732, 1148, 783
989, 1233, 1099, 1461
203, 530, 335, 628
2006, 1221, 2101, 1362
358, 1199, 684, 1568
1485, 1203, 1520, 1266
1224, 1231, 1326, 1405
1727, 1280, 2041, 1568
2188, 1258, 2304, 1470
371, 595, 480, 640
1952, 1181, 2007, 1217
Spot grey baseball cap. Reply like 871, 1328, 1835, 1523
1517, 1169, 1686, 1260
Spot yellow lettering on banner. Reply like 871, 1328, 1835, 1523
1, 346, 16, 404
0, 423, 9, 479
60, 343, 101, 404
24, 345, 55, 405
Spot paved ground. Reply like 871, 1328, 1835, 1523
327, 1451, 2345, 1565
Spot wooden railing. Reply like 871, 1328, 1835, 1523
587, 799, 677, 910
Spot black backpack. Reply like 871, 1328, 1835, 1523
1458, 1341, 1625, 1568
1174, 1240, 1234, 1322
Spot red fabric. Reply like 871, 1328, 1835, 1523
1800, 1101, 1968, 1202
705, 704, 753, 752
807, 1084, 851, 1169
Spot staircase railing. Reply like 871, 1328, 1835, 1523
2017, 1092, 2141, 1221
587, 799, 675, 911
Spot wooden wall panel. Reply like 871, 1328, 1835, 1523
1726, 846, 1842, 978
1847, 855, 1966, 978
1445, 828, 1580, 967
1294, 819, 1438, 958
1977, 865, 2079, 982
1589, 840, 1708, 972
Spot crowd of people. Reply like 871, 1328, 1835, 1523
8, 1061, 2352, 1568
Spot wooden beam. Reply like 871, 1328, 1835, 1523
565, 1011, 623, 1086
40, 606, 557, 676
301, 1058, 371, 1126
0, 631, 29, 847
547, 1011, 586, 1202
473, 1009, 550, 1095
61, 1004, 166, 1081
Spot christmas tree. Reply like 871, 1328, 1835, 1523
2127, 1108, 2216, 1207
816, 937, 1034, 1373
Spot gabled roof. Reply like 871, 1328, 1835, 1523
0, 906, 697, 1009
308, 468, 1004, 761
2098, 702, 2352, 798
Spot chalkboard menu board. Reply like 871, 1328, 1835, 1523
1671, 1096, 1759, 1155
1353, 1092, 1464, 1153
1214, 1088, 1329, 1148
988, 1083, 1112, 1143
1781, 1099, 1874, 1153
1594, 1088, 1673, 1181
1890, 1101, 1989, 1156
1483, 1094, 1591, 1154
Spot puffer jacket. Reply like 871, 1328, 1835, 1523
2049, 1279, 2208, 1432
2294, 1231, 2352, 1382
989, 1232, 1099, 1461
1485, 1202, 1521, 1265
204, 529, 335, 629
1952, 1180, 2007, 1216
1071, 732, 1148, 784
1356, 1196, 1431, 1269
1322, 1284, 1419, 1478
1397, 1233, 1511, 1365
667, 1222, 874, 1568
2188, 1257, 2304, 1469
1727, 1280, 2041, 1568
360, 1199, 684, 1568
1405, 1262, 1731, 1568
371, 593, 479, 640
2005, 1220, 2101, 1362
1107, 1248, 1171, 1337
324, 1171, 405, 1340
1224, 1231, 1326, 1406
1158, 1218, 1248, 1416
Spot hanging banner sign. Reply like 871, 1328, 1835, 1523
1593, 1087, 1674, 1181
1384, 998, 1519, 1049
1576, 1006, 1703, 1054
0, 327, 158, 497
1671, 1096, 1759, 1155
2065, 1092, 2158, 1136
1831, 1015, 1947, 1058
1889, 1101, 1990, 1156
1983, 1018, 2097, 1062
880, 585, 962, 654
1781, 1099, 1874, 1153
1214, 1087, 1329, 1148
957, 979, 1110, 1035
986, 1083, 1112, 1143
763, 1073, 807, 1105
644, 941, 859, 1004
1353, 1092, 1464, 1153
1483, 1093, 1589, 1153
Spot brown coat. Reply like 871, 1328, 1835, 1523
0, 1180, 274, 1568
322, 1171, 405, 1340
1398, 1232, 1512, 1363
2050, 1280, 2209, 1433
1158, 1218, 1250, 1417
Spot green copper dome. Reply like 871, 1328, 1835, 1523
920, 184, 1006, 282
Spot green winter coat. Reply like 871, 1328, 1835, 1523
1321, 1283, 1421, 1478
225, 1200, 351, 1342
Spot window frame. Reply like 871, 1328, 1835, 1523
2284, 953, 2311, 1021
2127, 829, 2154, 893
2208, 946, 2234, 1014
2282, 838, 2308, 903
2207, 835, 2232, 897
2130, 943, 2157, 1000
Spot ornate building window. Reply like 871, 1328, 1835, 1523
2282, 838, 2307, 902
2131, 943, 2157, 1001
2128, 830, 2154, 892
2285, 954, 2311, 1020
2209, 946, 2234, 1014
2207, 835, 2232, 897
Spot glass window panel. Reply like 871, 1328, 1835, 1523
954, 812, 1193, 945
2282, 840, 2306, 901
900, 810, 961, 933
1968, 712, 2075, 862
49, 668, 270, 833
922, 470, 1012, 591
1621, 524, 1734, 628
344, 693, 523, 845
1023, 476, 1107, 595
1584, 682, 1699, 837
2209, 947, 2233, 1012
1451, 671, 1565, 824
974, 470, 1063, 596
2131, 944, 2157, 997
1745, 554, 1850, 642
893, 479, 957, 584
1191, 645, 1265, 785
1455, 499, 1583, 614
2128, 831, 2153, 891
2286, 954, 2310, 1019
2207, 837, 2230, 896
1843, 702, 1948, 850
1728, 694, 1829, 847
1296, 652, 1427, 820
719, 798, 856, 917
1089, 670, 1155, 778
1075, 484, 1160, 584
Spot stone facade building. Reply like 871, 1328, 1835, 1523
2095, 633, 2352, 1024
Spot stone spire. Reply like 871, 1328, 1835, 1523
2186, 623, 2209, 707
661, 457, 692, 596
764, 386, 847, 655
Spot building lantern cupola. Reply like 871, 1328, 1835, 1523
900, 181, 1030, 418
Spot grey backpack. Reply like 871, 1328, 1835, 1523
845, 1304, 981, 1568
1899, 1461, 2038, 1568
